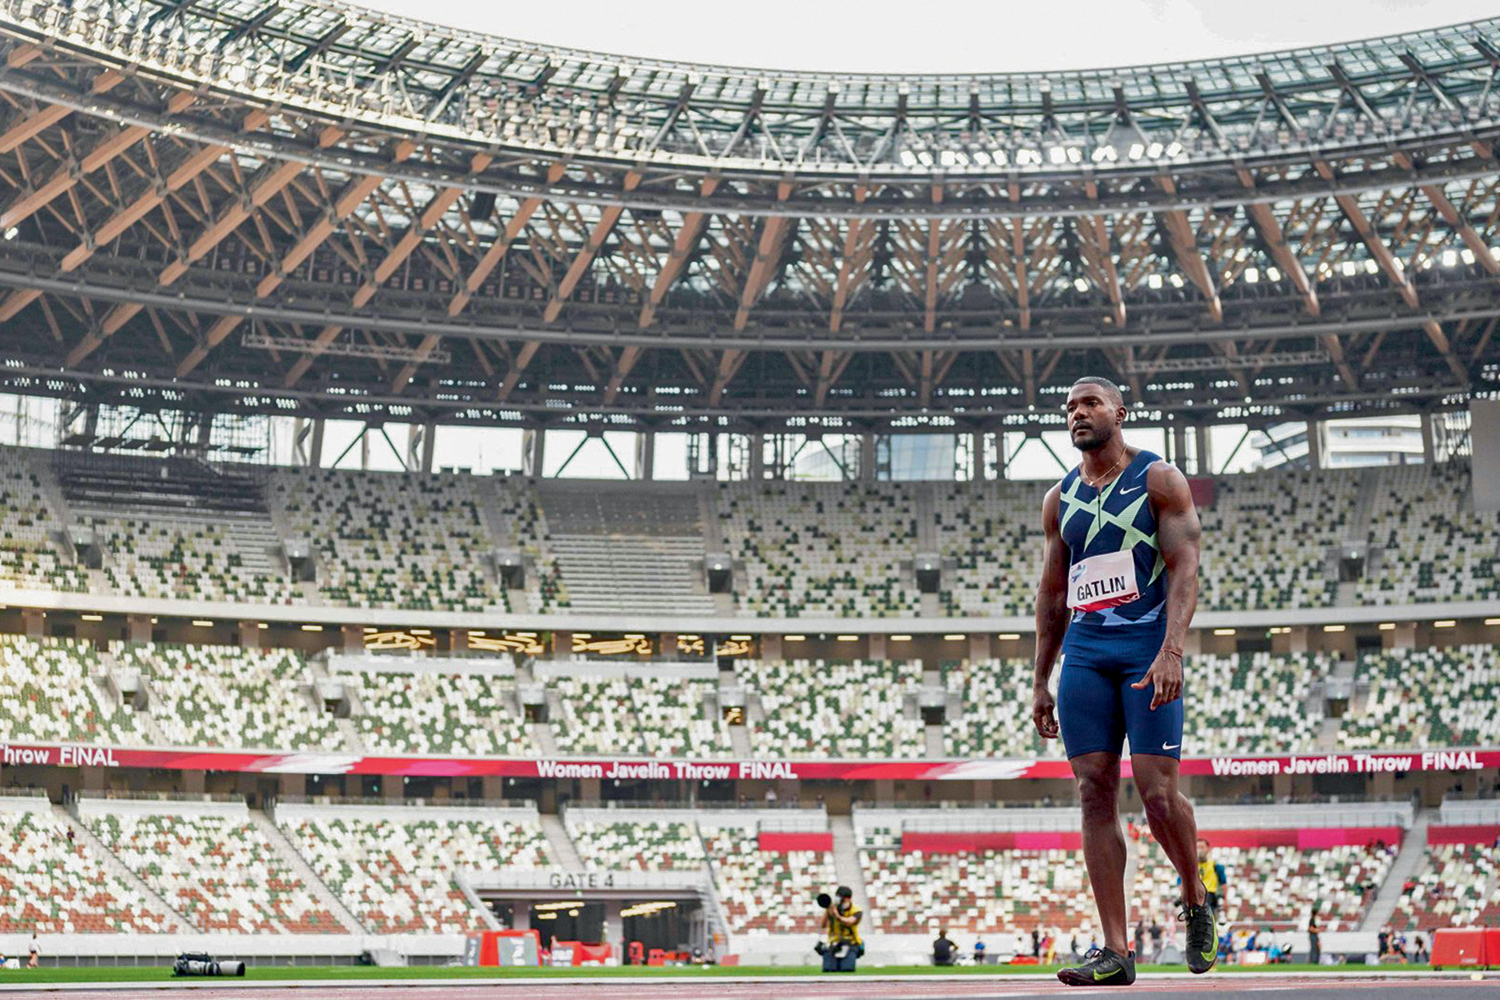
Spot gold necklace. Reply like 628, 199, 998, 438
1080, 449, 1126, 490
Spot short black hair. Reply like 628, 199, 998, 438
1071, 375, 1124, 406
836, 886, 853, 898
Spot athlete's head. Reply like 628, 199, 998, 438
1066, 376, 1126, 453
1196, 837, 1211, 861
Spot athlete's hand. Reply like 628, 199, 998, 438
1032, 686, 1059, 739
1132, 647, 1184, 711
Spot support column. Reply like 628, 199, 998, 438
1305, 420, 1323, 470
381, 774, 402, 802
422, 422, 437, 474
280, 773, 307, 798
660, 632, 678, 657
238, 621, 261, 650
1195, 425, 1212, 476
1386, 624, 1418, 651
523, 428, 546, 477
1172, 426, 1188, 470
1272, 772, 1292, 801
603, 899, 624, 954
748, 434, 765, 481
969, 633, 992, 662
859, 433, 876, 482
761, 634, 783, 663
868, 634, 886, 660
341, 625, 364, 653
182, 770, 206, 795
309, 418, 325, 468
635, 431, 655, 481
1287, 626, 1310, 654
1420, 411, 1436, 465
21, 609, 43, 638
971, 431, 985, 481
126, 615, 152, 644
482, 775, 503, 801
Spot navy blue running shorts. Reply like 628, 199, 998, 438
1056, 621, 1184, 761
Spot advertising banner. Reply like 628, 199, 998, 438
1, 743, 1492, 781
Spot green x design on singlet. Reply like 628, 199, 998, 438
1057, 473, 1166, 585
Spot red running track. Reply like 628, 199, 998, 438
6, 973, 1499, 1000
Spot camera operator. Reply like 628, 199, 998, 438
815, 886, 864, 972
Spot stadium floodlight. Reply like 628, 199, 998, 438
1245, 268, 1259, 283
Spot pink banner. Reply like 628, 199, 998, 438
0, 743, 1494, 782
1428, 825, 1500, 846
757, 831, 833, 852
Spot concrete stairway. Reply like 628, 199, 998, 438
1360, 811, 1430, 932
251, 808, 367, 934
58, 803, 192, 932
828, 814, 870, 914
539, 812, 583, 869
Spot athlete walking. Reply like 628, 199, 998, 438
1032, 376, 1216, 987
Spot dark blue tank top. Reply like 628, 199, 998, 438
1057, 449, 1168, 629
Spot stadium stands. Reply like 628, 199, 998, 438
342, 665, 534, 757
90, 513, 297, 605
1340, 645, 1500, 749
1393, 842, 1500, 931
270, 468, 499, 612
113, 643, 335, 751
1361, 462, 1500, 605
492, 475, 567, 613
0, 450, 86, 593
718, 482, 919, 616
701, 823, 837, 935
277, 804, 551, 934
0, 797, 175, 934
1185, 651, 1331, 754
564, 817, 705, 872
80, 801, 341, 934
548, 670, 730, 757
0, 636, 138, 743
1196, 468, 1352, 612
944, 658, 1062, 759
858, 826, 1095, 935
932, 481, 1048, 617
738, 658, 926, 757
1133, 837, 1396, 930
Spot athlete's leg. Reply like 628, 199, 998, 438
1131, 754, 1205, 908
1070, 751, 1130, 956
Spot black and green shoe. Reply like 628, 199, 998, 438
1182, 902, 1219, 974
1057, 947, 1137, 987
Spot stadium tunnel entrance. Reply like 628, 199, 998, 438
471, 874, 711, 962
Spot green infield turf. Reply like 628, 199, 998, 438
0, 963, 1408, 984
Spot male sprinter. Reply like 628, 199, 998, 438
1032, 376, 1215, 987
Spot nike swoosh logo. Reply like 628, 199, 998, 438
1119, 486, 1143, 495
1094, 968, 1117, 981
1163, 743, 1180, 750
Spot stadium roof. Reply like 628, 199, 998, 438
0, 1, 1498, 435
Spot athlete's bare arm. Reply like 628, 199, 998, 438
1032, 484, 1070, 739
1130, 461, 1202, 710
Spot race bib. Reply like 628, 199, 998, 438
1067, 550, 1140, 611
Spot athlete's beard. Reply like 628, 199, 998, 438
1072, 423, 1115, 453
